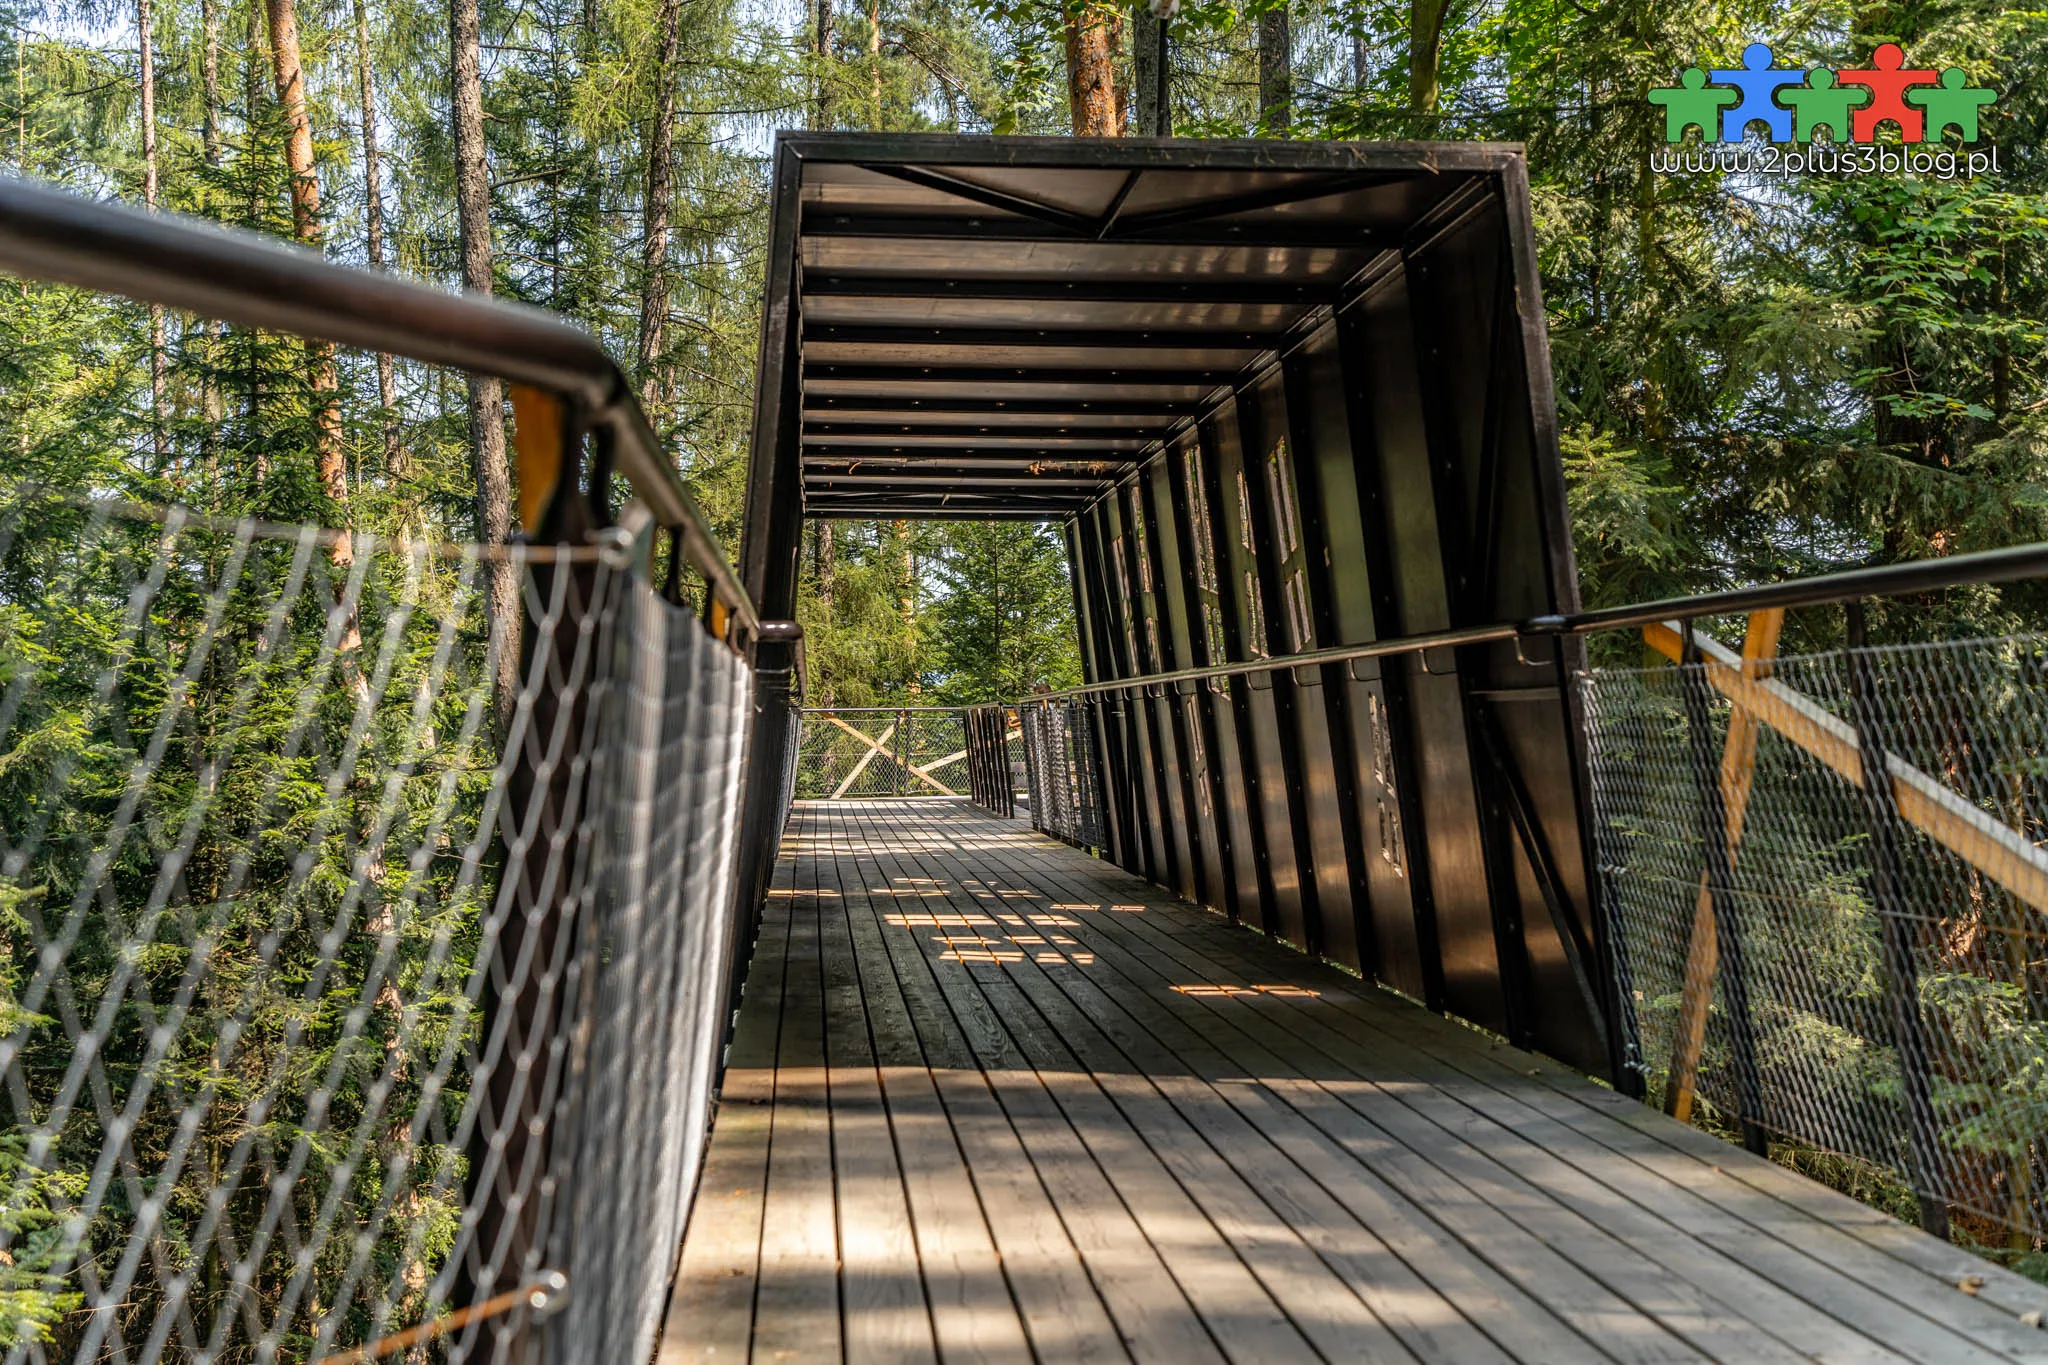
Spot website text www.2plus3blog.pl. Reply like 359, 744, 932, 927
1652, 142, 2002, 179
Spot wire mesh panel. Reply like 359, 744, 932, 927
1018, 700, 1105, 851
792, 708, 968, 799
0, 492, 752, 1363
1584, 633, 2048, 1245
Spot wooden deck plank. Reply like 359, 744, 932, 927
845, 802, 1132, 1364
889, 813, 1657, 1365
932, 801, 2045, 1365
1090, 880, 2048, 1362
752, 828, 844, 1363
876, 804, 1557, 1364
851, 803, 1301, 1364
835, 825, 1037, 1365
659, 843, 795, 1362
1018, 869, 1927, 1365
864, 810, 1425, 1365
814, 813, 939, 1365
668, 799, 2048, 1365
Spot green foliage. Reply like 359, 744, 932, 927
930, 521, 1082, 701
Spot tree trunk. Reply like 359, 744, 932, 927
813, 0, 834, 127
242, 2, 265, 447
896, 519, 917, 693
817, 519, 834, 621
1133, 7, 1161, 135
867, 0, 881, 126
353, 0, 403, 479
1409, 0, 1449, 112
201, 0, 221, 163
245, 1, 264, 225
637, 0, 681, 411
1353, 28, 1367, 90
1064, 2, 1124, 136
1257, 4, 1291, 134
451, 0, 519, 716
200, 0, 223, 474
138, 0, 165, 465
266, 0, 348, 559
813, 518, 834, 704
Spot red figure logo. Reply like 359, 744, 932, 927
1837, 43, 1939, 142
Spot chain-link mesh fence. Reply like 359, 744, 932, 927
0, 491, 754, 1363
1018, 699, 1106, 851
1585, 625, 2048, 1246
792, 708, 968, 799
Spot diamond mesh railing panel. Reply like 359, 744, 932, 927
1585, 635, 2048, 1243
1018, 700, 1105, 851
0, 492, 751, 1363
792, 709, 968, 799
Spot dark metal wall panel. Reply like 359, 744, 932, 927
1240, 373, 1360, 969
1166, 438, 1259, 923
1097, 494, 1171, 884
1280, 328, 1396, 981
1202, 398, 1308, 949
1141, 459, 1224, 910
1405, 188, 1605, 1072
1119, 482, 1198, 902
1330, 302, 1442, 1005
1338, 262, 1507, 1035
1073, 510, 1139, 871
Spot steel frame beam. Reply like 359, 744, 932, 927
802, 212, 1400, 252
803, 393, 1201, 419
803, 323, 1287, 352
807, 362, 1241, 388
804, 423, 1158, 443
801, 442, 1150, 460
803, 273, 1336, 307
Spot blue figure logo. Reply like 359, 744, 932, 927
1707, 42, 1806, 142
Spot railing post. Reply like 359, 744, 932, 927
1678, 618, 1770, 1156
1844, 601, 1949, 1238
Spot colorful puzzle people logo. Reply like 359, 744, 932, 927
1649, 43, 1994, 144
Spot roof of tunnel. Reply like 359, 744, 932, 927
774, 135, 1529, 521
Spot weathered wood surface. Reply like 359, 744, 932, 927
663, 799, 2048, 1364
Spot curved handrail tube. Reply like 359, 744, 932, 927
0, 174, 762, 643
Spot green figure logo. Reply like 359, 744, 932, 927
1648, 68, 1738, 142
1647, 44, 1995, 143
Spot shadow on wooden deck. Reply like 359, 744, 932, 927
661, 799, 2048, 1364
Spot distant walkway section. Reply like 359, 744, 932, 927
663, 799, 2048, 1363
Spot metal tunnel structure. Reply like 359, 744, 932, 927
738, 134, 1615, 1080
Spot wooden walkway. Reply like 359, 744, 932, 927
662, 799, 2048, 1364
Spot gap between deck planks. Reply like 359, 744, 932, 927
661, 799, 2048, 1365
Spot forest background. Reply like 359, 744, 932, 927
3, 0, 2046, 698
2, 0, 2047, 1345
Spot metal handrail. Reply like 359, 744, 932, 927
1530, 538, 2048, 637
798, 705, 974, 713
1015, 538, 2048, 704
0, 174, 766, 649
